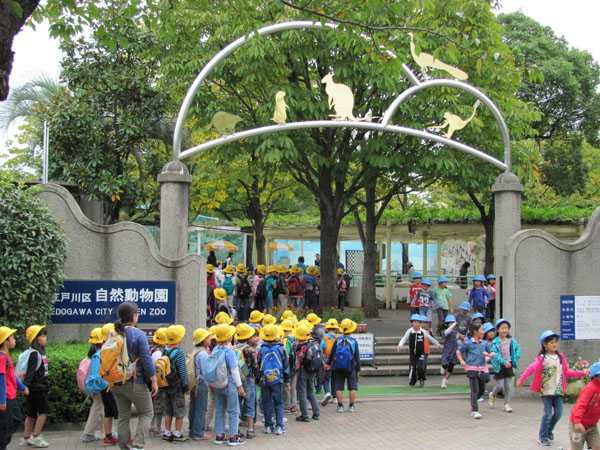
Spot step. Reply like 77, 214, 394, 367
360, 364, 465, 377
375, 345, 443, 356
374, 354, 441, 366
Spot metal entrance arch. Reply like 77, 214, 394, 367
172, 20, 512, 172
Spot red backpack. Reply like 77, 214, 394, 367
288, 276, 301, 296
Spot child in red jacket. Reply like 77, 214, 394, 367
569, 361, 600, 450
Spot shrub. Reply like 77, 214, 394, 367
0, 176, 66, 339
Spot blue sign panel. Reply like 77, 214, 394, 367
560, 295, 576, 340
51, 280, 176, 324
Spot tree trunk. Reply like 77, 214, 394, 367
0, 1, 40, 101
254, 225, 266, 265
482, 213, 494, 275
358, 182, 379, 318
320, 210, 341, 310
402, 242, 409, 275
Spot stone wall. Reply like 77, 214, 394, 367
503, 207, 600, 367
35, 184, 205, 350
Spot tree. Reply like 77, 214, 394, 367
0, 172, 66, 336
541, 135, 588, 196
0, 0, 40, 101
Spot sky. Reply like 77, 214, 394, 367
1, 0, 600, 163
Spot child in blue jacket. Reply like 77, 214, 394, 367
489, 319, 521, 413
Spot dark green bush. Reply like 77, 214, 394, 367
0, 176, 66, 339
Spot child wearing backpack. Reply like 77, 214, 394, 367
236, 265, 252, 322
287, 267, 305, 309
258, 324, 289, 435
251, 266, 266, 312
189, 328, 212, 441
161, 325, 188, 442
220, 266, 236, 313
150, 327, 168, 437
0, 326, 28, 450
207, 323, 246, 446
489, 319, 521, 413
327, 319, 360, 413
265, 266, 278, 311
280, 320, 297, 415
440, 315, 459, 389
292, 324, 321, 422
80, 328, 118, 446
320, 319, 339, 405
234, 323, 259, 439
19, 325, 49, 448
248, 310, 264, 331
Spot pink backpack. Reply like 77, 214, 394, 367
77, 358, 91, 393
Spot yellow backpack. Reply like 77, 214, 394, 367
186, 351, 199, 391
100, 333, 136, 386
155, 355, 172, 389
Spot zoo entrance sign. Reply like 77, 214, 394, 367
51, 280, 176, 324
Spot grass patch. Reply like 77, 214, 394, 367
357, 384, 469, 397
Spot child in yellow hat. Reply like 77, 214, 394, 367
248, 310, 264, 331
161, 325, 188, 442
327, 319, 360, 413
149, 327, 168, 437
234, 324, 259, 439
291, 324, 321, 422
280, 320, 297, 414
0, 326, 27, 449
320, 318, 340, 405
252, 266, 266, 311
258, 324, 289, 435
20, 325, 49, 448
264, 266, 278, 311
189, 328, 212, 441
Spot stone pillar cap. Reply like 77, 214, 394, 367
492, 171, 523, 193
158, 160, 192, 183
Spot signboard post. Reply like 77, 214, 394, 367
560, 295, 600, 341
351, 333, 375, 365
51, 280, 176, 324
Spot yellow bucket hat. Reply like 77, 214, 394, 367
337, 268, 345, 275
208, 325, 219, 335
88, 328, 104, 344
281, 310, 295, 321
25, 325, 46, 345
267, 265, 277, 274
249, 310, 264, 323
223, 266, 234, 275
235, 323, 256, 341
101, 323, 115, 341
192, 328, 212, 345
306, 313, 321, 326
277, 265, 287, 274
236, 263, 247, 274
214, 323, 236, 343
325, 318, 340, 331
0, 327, 17, 345
214, 288, 228, 302
339, 318, 357, 335
297, 319, 313, 330
166, 324, 186, 345
256, 264, 266, 275
153, 327, 168, 345
290, 266, 301, 274
260, 324, 280, 342
207, 264, 214, 274
214, 311, 234, 325
294, 323, 312, 341
262, 314, 277, 326
280, 319, 295, 332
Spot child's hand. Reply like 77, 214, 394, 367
0, 404, 6, 412
237, 386, 246, 397
23, 387, 29, 396
574, 423, 586, 433
504, 361, 512, 368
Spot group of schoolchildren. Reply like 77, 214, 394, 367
207, 261, 349, 324
400, 271, 600, 450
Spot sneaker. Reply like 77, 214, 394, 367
336, 404, 344, 413
263, 427, 274, 435
28, 436, 50, 448
296, 416, 310, 422
81, 434, 99, 443
470, 411, 482, 420
440, 366, 445, 376
321, 392, 333, 406
488, 393, 496, 408
477, 396, 485, 403
214, 434, 227, 444
312, 414, 320, 420
103, 435, 119, 445
245, 430, 255, 439
419, 380, 425, 387
172, 432, 188, 442
162, 431, 173, 442
441, 378, 447, 389
275, 426, 284, 436
348, 405, 356, 413
537, 439, 552, 447
227, 435, 246, 446
503, 403, 513, 413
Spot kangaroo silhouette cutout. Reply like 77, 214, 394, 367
321, 73, 355, 120
272, 90, 288, 124
408, 32, 468, 81
430, 101, 480, 139
202, 111, 243, 135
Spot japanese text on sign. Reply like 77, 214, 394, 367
51, 280, 176, 324
351, 333, 374, 362
560, 295, 600, 340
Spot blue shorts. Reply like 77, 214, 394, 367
241, 377, 256, 419
334, 370, 358, 392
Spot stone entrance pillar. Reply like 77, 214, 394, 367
492, 171, 523, 320
158, 160, 193, 259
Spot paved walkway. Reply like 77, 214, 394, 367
9, 396, 573, 449
365, 308, 411, 337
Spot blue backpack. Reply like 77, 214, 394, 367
202, 349, 229, 389
260, 346, 284, 385
222, 276, 234, 295
85, 352, 109, 395
333, 337, 354, 373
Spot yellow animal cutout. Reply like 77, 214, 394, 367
430, 101, 480, 139
202, 111, 242, 135
408, 32, 468, 81
321, 73, 355, 120
272, 91, 288, 124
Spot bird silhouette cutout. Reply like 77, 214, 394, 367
430, 100, 481, 139
408, 32, 468, 81
272, 91, 288, 124
202, 111, 242, 135
321, 73, 355, 120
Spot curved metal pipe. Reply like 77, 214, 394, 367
172, 20, 337, 158
178, 120, 507, 171
382, 79, 511, 170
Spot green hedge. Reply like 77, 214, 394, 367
15, 343, 90, 424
